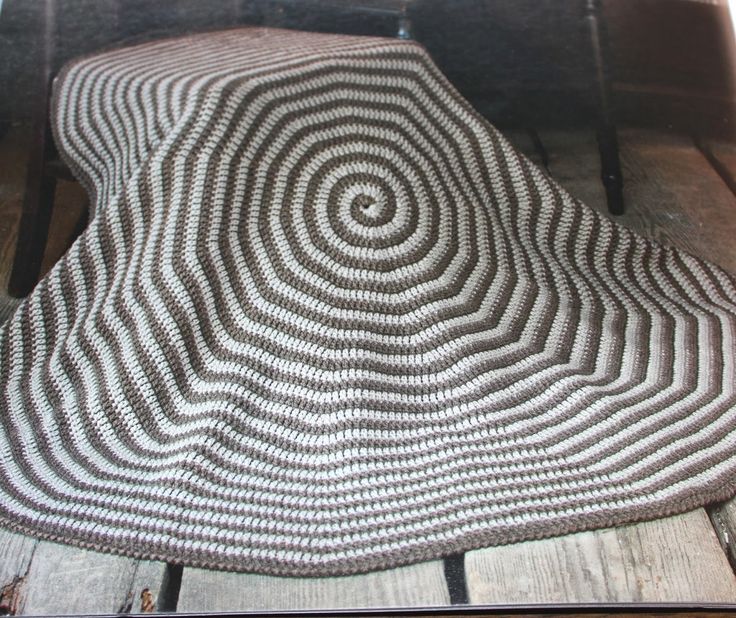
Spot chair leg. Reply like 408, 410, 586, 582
7, 0, 58, 298
7, 118, 57, 298
585, 0, 625, 215
597, 122, 624, 216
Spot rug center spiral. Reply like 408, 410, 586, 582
350, 189, 388, 225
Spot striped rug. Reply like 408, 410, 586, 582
1, 27, 735, 576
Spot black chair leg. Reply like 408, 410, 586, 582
8, 0, 57, 298
586, 0, 625, 215
597, 122, 624, 215
8, 117, 57, 298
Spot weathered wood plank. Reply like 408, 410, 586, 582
699, 139, 736, 197
177, 560, 450, 612
0, 535, 168, 616
125, 560, 172, 614
538, 129, 608, 213
539, 128, 736, 274
466, 509, 736, 603
0, 530, 37, 586
710, 501, 736, 574
0, 530, 37, 615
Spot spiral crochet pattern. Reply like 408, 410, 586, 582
1, 27, 736, 576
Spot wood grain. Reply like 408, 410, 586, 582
699, 139, 736, 198
177, 560, 450, 612
0, 530, 37, 615
537, 129, 608, 212
0, 531, 36, 587
0, 531, 167, 616
711, 500, 736, 573
465, 510, 736, 603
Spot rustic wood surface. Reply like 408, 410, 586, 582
711, 501, 736, 572
0, 529, 167, 616
465, 510, 736, 603
700, 139, 736, 197
177, 561, 450, 612
0, 530, 36, 615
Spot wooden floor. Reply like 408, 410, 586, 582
2, 125, 736, 614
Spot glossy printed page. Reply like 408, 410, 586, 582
1, 1, 736, 615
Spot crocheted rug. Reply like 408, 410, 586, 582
1, 27, 736, 577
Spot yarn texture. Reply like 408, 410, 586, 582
1, 27, 736, 576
